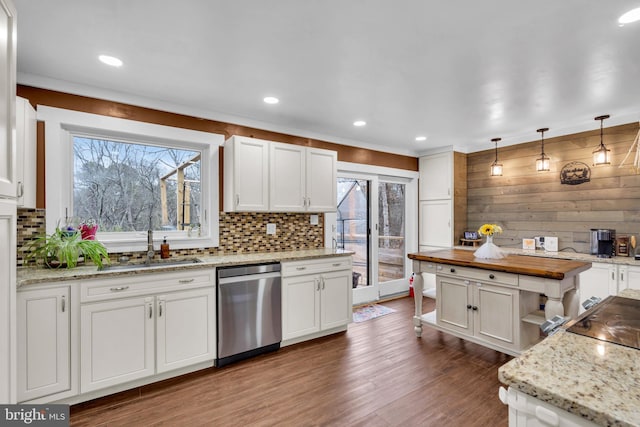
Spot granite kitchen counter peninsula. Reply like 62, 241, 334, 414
17, 248, 353, 286
498, 289, 640, 427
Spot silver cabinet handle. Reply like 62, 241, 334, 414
179, 279, 195, 284
332, 263, 341, 267
17, 182, 24, 198
110, 286, 130, 292
235, 194, 240, 207
321, 277, 325, 290
316, 278, 320, 291
149, 304, 153, 319
61, 295, 65, 313
296, 266, 307, 271
159, 301, 163, 317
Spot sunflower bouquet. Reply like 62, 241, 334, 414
478, 223, 503, 237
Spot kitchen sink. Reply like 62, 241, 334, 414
99, 257, 203, 271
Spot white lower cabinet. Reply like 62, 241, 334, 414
579, 263, 640, 311
77, 270, 215, 395
81, 286, 215, 393
437, 275, 520, 351
156, 288, 215, 373
17, 285, 71, 402
281, 256, 352, 342
81, 296, 154, 392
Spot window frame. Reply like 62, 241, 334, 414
38, 106, 222, 253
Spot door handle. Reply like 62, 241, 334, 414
321, 277, 325, 290
149, 304, 153, 319
316, 278, 320, 291
110, 286, 130, 292
159, 301, 163, 317
179, 279, 194, 284
61, 295, 65, 313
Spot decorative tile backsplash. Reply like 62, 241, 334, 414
17, 208, 325, 265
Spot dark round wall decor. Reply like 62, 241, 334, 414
560, 161, 591, 185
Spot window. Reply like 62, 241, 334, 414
39, 106, 223, 252
73, 136, 201, 232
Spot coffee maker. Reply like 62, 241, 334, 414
590, 229, 616, 258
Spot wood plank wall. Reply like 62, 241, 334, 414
466, 122, 640, 254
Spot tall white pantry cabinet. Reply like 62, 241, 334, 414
418, 151, 466, 251
0, 0, 17, 404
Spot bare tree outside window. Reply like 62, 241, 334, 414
73, 137, 201, 232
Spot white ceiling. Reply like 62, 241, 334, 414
13, 0, 640, 156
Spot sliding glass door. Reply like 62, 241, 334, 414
377, 180, 406, 295
336, 173, 412, 305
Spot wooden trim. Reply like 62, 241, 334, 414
17, 85, 418, 172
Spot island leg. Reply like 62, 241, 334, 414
412, 262, 424, 337
563, 288, 579, 319
544, 297, 564, 319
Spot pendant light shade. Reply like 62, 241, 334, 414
490, 137, 503, 176
592, 115, 610, 166
535, 127, 550, 172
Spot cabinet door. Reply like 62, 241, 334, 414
17, 287, 70, 402
0, 0, 16, 199
282, 275, 320, 340
473, 283, 518, 349
419, 200, 452, 248
306, 148, 337, 212
436, 275, 472, 335
0, 200, 16, 403
229, 137, 269, 211
16, 97, 36, 208
319, 270, 351, 330
156, 288, 215, 374
270, 142, 305, 211
618, 265, 640, 292
579, 262, 616, 311
81, 296, 155, 393
419, 152, 452, 200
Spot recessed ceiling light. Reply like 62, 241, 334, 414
415, 136, 427, 141
353, 120, 366, 127
98, 55, 123, 67
263, 96, 279, 104
619, 7, 640, 24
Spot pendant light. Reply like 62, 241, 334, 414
592, 115, 610, 166
535, 128, 550, 172
490, 137, 503, 176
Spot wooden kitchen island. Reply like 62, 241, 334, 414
408, 249, 591, 355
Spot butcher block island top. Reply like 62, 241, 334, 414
408, 249, 591, 280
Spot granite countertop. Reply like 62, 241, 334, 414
17, 248, 354, 287
498, 289, 640, 427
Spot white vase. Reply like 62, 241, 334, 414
474, 234, 505, 259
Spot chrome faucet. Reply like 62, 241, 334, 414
146, 229, 154, 265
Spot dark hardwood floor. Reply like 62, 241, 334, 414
71, 297, 511, 426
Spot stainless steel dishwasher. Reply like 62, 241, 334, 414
216, 263, 282, 367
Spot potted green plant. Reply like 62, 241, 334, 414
23, 226, 110, 269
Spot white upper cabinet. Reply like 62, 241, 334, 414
223, 136, 270, 212
0, 0, 17, 199
419, 151, 452, 200
305, 147, 337, 212
270, 142, 306, 211
225, 136, 337, 213
16, 97, 36, 208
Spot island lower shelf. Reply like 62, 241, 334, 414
409, 249, 591, 355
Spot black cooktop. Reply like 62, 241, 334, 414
566, 296, 640, 350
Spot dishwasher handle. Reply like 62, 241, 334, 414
218, 271, 281, 285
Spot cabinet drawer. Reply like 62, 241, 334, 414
282, 256, 352, 277
436, 264, 518, 287
80, 270, 214, 303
